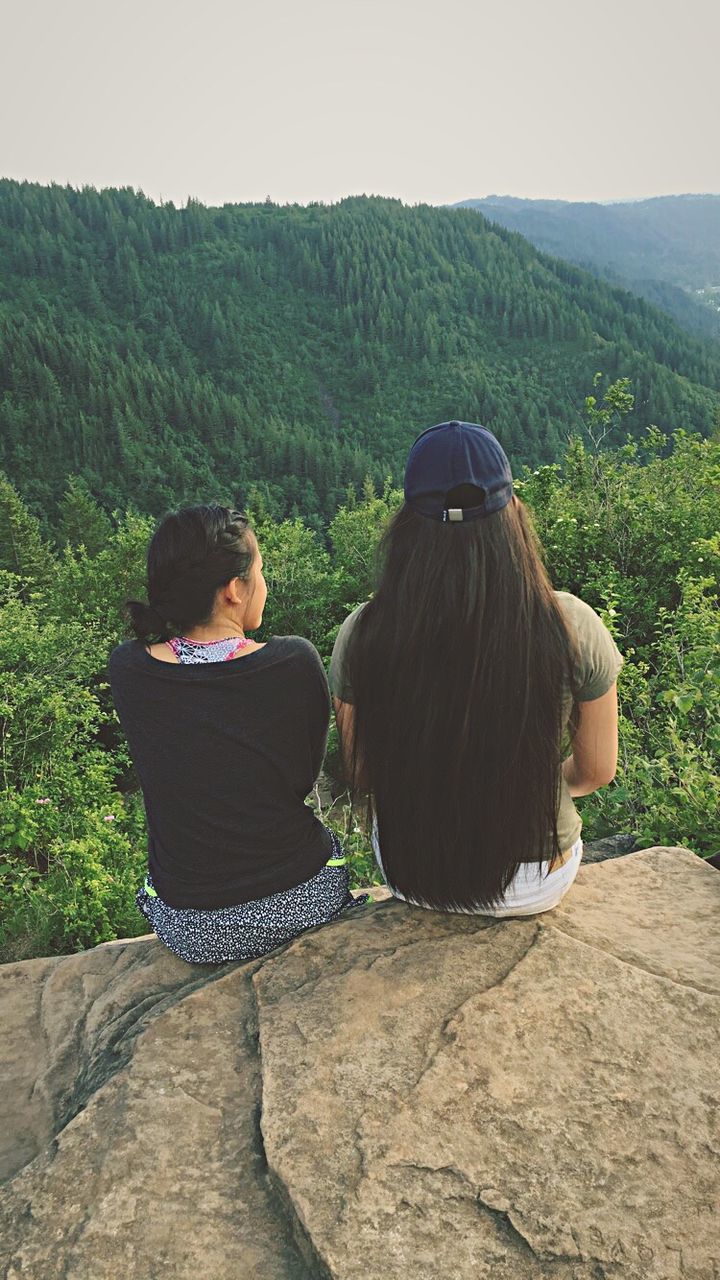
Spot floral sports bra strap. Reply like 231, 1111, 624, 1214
167, 635, 253, 664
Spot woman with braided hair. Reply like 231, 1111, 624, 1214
110, 504, 366, 964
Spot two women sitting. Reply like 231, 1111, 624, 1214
109, 421, 622, 964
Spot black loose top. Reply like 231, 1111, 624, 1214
109, 637, 333, 908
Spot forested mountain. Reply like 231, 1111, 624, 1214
2, 179, 720, 526
452, 195, 720, 341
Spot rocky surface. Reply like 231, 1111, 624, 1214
579, 832, 639, 862
1, 847, 718, 1279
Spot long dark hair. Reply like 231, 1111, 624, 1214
346, 491, 580, 910
127, 505, 255, 643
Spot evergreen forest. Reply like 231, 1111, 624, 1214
454, 194, 720, 341
2, 180, 720, 528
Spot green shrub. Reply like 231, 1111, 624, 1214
0, 573, 148, 961
1, 419, 718, 960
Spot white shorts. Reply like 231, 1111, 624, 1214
372, 823, 583, 917
477, 838, 583, 917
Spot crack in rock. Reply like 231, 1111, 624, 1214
49, 963, 242, 1137
244, 973, 329, 1280
543, 922, 720, 997
405, 924, 542, 1097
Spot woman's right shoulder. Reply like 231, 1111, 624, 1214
268, 637, 330, 703
271, 635, 327, 674
273, 634, 321, 656
555, 591, 608, 632
554, 591, 624, 699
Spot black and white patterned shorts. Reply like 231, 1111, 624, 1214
136, 832, 369, 964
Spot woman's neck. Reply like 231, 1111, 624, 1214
181, 616, 245, 643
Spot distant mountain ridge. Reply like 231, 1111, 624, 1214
1, 180, 720, 524
451, 194, 720, 340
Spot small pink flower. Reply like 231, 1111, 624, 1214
35, 797, 51, 805
103, 814, 116, 822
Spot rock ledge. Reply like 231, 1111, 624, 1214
1, 847, 718, 1280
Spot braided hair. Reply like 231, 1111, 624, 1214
127, 506, 255, 643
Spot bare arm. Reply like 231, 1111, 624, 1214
562, 682, 619, 798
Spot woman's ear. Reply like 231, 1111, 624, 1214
224, 576, 245, 606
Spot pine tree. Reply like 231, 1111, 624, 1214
0, 472, 51, 594
57, 475, 113, 555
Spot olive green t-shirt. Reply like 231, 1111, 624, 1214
329, 591, 624, 855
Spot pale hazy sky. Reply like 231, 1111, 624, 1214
2, 0, 718, 208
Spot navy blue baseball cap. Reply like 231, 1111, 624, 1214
404, 421, 514, 522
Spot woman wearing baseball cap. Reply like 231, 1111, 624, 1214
330, 422, 623, 915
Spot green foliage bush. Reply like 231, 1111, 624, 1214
1, 413, 718, 960
515, 421, 720, 856
0, 571, 146, 959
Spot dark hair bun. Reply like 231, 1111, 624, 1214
126, 599, 171, 643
